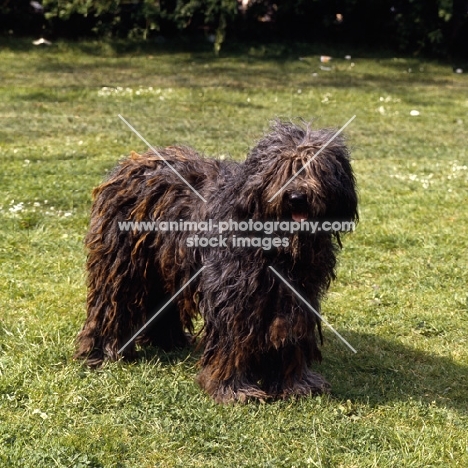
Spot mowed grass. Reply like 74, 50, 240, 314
0, 38, 467, 467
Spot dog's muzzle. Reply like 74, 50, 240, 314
287, 193, 309, 222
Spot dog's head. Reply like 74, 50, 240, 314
240, 120, 358, 225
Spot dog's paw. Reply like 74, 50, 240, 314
278, 370, 331, 399
215, 384, 270, 404
197, 371, 269, 404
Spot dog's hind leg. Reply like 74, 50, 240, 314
74, 251, 146, 366
75, 218, 156, 366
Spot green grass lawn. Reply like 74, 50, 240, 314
0, 39, 467, 467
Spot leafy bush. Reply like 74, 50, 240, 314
0, 0, 466, 57
40, 0, 237, 51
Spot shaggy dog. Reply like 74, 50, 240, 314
75, 120, 358, 403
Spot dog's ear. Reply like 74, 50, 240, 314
329, 165, 358, 223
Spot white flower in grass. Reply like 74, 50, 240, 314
410, 110, 420, 116
379, 96, 393, 103
9, 202, 24, 213
452, 163, 467, 172
63, 212, 72, 217
97, 87, 110, 96
32, 409, 48, 419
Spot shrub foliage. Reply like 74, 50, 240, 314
0, 0, 467, 56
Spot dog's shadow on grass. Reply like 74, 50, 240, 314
321, 331, 468, 414
136, 332, 467, 413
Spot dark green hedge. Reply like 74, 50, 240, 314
1, 0, 467, 56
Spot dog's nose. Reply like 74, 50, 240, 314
288, 192, 308, 208
288, 193, 307, 203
